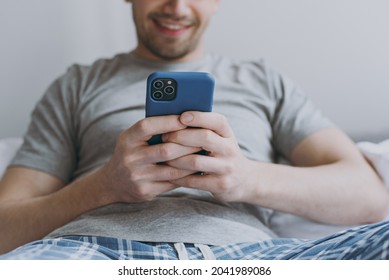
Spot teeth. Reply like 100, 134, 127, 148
159, 22, 185, 30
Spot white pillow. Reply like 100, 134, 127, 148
358, 139, 389, 186
0, 137, 23, 178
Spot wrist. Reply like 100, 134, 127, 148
72, 166, 118, 209
240, 160, 271, 205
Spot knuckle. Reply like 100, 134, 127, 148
218, 115, 232, 135
216, 176, 231, 191
123, 161, 145, 182
157, 144, 172, 159
165, 131, 177, 142
136, 119, 152, 136
116, 130, 130, 149
132, 185, 152, 201
224, 146, 236, 156
223, 162, 234, 174
127, 169, 142, 182
122, 154, 136, 169
218, 114, 228, 124
202, 130, 214, 143
165, 168, 181, 179
190, 156, 203, 171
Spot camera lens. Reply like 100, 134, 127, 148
153, 80, 164, 89
152, 91, 163, 100
164, 86, 174, 95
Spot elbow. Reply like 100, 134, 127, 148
364, 184, 389, 224
371, 199, 389, 224
355, 158, 389, 224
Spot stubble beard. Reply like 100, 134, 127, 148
134, 12, 204, 61
140, 34, 201, 61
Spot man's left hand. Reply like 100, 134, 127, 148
162, 111, 256, 202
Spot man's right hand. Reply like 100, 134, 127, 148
97, 115, 201, 204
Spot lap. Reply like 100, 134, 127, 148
1, 221, 388, 260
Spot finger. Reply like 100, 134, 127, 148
170, 173, 222, 193
179, 112, 234, 138
129, 181, 179, 202
162, 128, 231, 155
140, 142, 201, 164
149, 164, 196, 181
166, 154, 228, 174
127, 115, 187, 142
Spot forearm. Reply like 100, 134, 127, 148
0, 169, 112, 254
246, 159, 389, 225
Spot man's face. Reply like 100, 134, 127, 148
128, 0, 220, 62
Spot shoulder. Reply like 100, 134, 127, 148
206, 53, 289, 98
45, 52, 135, 105
207, 54, 282, 83
63, 52, 132, 83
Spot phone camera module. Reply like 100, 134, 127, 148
151, 78, 177, 101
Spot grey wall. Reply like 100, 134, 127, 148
1, 0, 388, 139
0, 0, 134, 138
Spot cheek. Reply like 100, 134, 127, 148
197, 13, 213, 31
198, 0, 220, 17
195, 5, 217, 26
132, 10, 152, 35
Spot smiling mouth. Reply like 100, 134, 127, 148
159, 22, 186, 30
152, 15, 194, 36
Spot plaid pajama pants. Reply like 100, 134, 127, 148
2, 221, 389, 260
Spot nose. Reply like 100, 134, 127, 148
162, 0, 191, 17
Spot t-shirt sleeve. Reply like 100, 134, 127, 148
268, 68, 334, 159
10, 66, 81, 183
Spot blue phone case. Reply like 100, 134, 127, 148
146, 71, 215, 145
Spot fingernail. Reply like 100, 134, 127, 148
181, 112, 194, 124
161, 133, 168, 142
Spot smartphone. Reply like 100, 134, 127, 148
146, 71, 215, 145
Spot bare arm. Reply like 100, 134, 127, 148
250, 128, 389, 224
166, 112, 389, 225
0, 167, 102, 253
0, 167, 110, 254
0, 115, 197, 254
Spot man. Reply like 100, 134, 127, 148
0, 0, 388, 259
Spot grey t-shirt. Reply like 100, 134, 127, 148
11, 52, 333, 245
